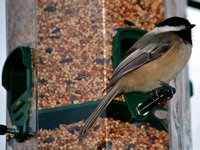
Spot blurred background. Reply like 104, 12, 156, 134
0, 0, 200, 149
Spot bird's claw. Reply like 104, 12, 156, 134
157, 80, 176, 95
150, 80, 176, 102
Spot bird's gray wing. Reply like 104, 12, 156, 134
103, 35, 172, 92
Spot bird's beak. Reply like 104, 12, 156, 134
185, 24, 196, 30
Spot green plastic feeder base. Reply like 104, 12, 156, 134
124, 92, 150, 121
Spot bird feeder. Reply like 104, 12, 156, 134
0, 0, 192, 149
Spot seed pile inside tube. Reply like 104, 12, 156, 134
38, 118, 169, 150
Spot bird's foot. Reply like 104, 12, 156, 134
157, 80, 176, 95
150, 80, 176, 101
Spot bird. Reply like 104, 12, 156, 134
78, 16, 195, 144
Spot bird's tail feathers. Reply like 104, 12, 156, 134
78, 85, 121, 144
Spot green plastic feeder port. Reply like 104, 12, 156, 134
112, 28, 150, 121
2, 46, 32, 142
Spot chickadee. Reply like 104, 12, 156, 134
78, 16, 195, 143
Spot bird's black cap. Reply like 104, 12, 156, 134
156, 16, 191, 28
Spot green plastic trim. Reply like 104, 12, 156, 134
2, 46, 32, 142
112, 28, 148, 69
124, 92, 150, 121
189, 81, 193, 97
112, 28, 150, 121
